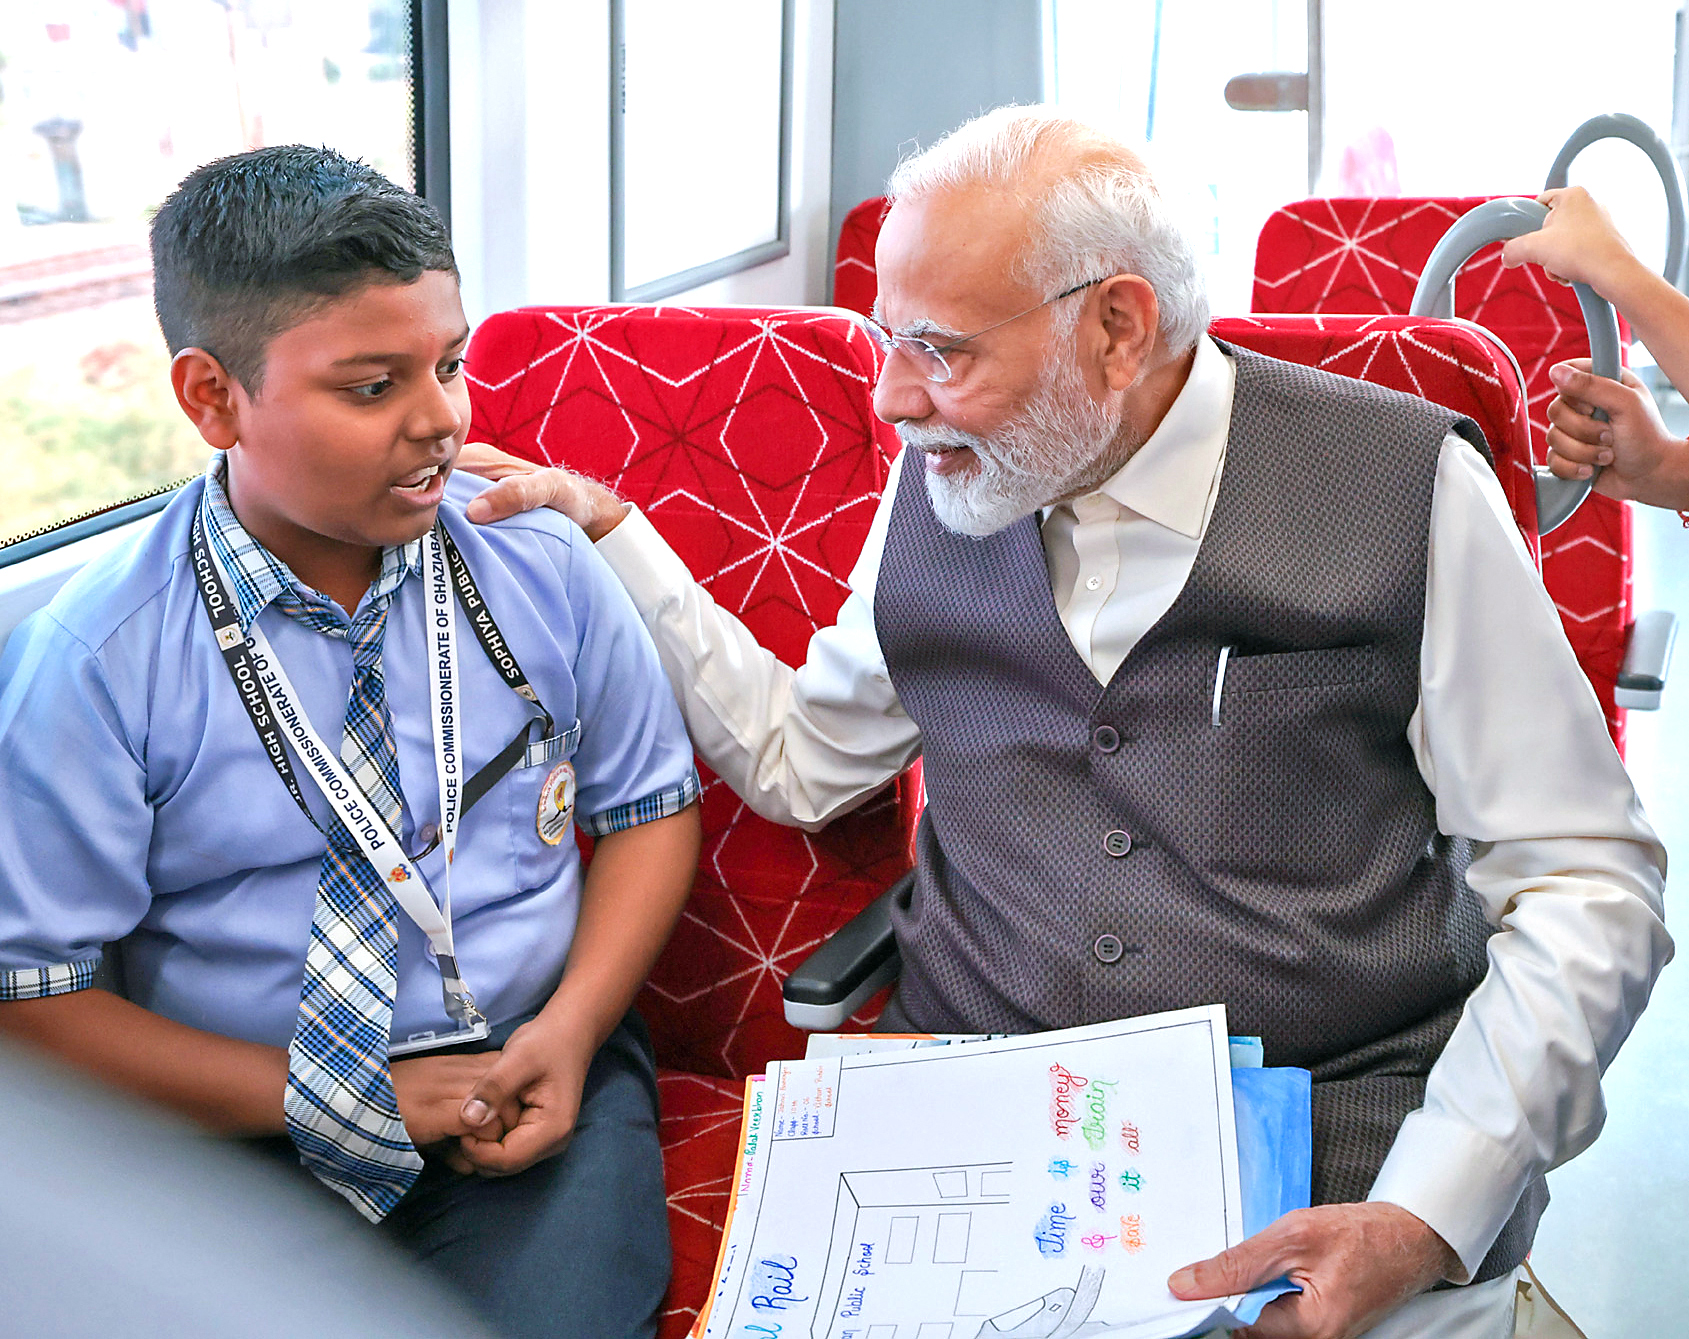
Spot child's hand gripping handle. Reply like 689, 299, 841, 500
1410, 196, 1622, 535
1545, 111, 1687, 290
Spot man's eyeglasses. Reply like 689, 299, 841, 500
865, 277, 1109, 384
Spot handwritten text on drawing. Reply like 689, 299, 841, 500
1035, 1202, 1075, 1257
749, 1256, 808, 1313
1048, 1063, 1089, 1140
1080, 1078, 1117, 1151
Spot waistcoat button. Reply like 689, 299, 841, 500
1103, 829, 1132, 857
1093, 933, 1124, 964
1093, 725, 1120, 753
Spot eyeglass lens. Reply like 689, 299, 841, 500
867, 323, 950, 382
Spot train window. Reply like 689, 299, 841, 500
1322, 0, 1682, 276
1049, 0, 1684, 313
0, 0, 436, 558
1049, 0, 1313, 312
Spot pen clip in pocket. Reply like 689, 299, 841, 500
1211, 645, 1234, 728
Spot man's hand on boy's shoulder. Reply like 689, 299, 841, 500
448, 1014, 599, 1177
458, 442, 627, 542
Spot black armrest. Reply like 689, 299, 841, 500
781, 871, 908, 1030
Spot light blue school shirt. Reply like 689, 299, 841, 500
0, 465, 698, 1047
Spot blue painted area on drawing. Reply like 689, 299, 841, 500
1233, 1066, 1311, 1234
1229, 1064, 1312, 1321
1047, 1158, 1075, 1179
1034, 1202, 1075, 1257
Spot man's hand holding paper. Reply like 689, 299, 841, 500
1170, 1202, 1459, 1339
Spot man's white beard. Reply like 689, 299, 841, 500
900, 351, 1139, 537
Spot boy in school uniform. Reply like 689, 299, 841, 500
0, 147, 701, 1339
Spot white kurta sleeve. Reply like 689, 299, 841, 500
590, 464, 921, 831
1368, 434, 1672, 1280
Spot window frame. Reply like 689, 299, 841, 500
414, 0, 453, 231
607, 0, 796, 301
0, 2, 451, 573
0, 484, 179, 571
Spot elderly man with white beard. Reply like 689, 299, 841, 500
461, 107, 1668, 1339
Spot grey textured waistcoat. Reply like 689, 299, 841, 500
873, 345, 1545, 1282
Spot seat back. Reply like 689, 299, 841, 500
1254, 197, 1631, 744
465, 304, 913, 1080
1211, 313, 1539, 562
833, 196, 888, 317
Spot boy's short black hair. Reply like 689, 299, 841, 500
151, 145, 457, 393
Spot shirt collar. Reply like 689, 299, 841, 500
199, 455, 422, 634
1061, 334, 1236, 540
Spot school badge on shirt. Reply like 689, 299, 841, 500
537, 760, 576, 845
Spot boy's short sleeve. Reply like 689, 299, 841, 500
550, 525, 698, 836
0, 613, 154, 997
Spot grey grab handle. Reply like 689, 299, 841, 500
1408, 197, 1621, 535
1615, 608, 1678, 710
1546, 111, 1687, 289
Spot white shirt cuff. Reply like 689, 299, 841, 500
592, 503, 695, 616
1368, 1107, 1534, 1283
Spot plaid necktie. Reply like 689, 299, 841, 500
278, 587, 423, 1221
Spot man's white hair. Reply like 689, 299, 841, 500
886, 106, 1209, 355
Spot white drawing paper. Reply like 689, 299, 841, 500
695, 1004, 1250, 1339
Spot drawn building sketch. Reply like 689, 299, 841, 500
818, 1161, 1089, 1339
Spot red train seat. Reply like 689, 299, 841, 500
833, 195, 887, 317
464, 304, 914, 1339
1253, 197, 1632, 746
1212, 313, 1539, 561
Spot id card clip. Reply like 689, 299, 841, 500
390, 976, 490, 1056
389, 1017, 492, 1057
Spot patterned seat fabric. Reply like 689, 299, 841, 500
1211, 314, 1539, 563
1253, 197, 1632, 746
833, 195, 888, 316
465, 305, 913, 1339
